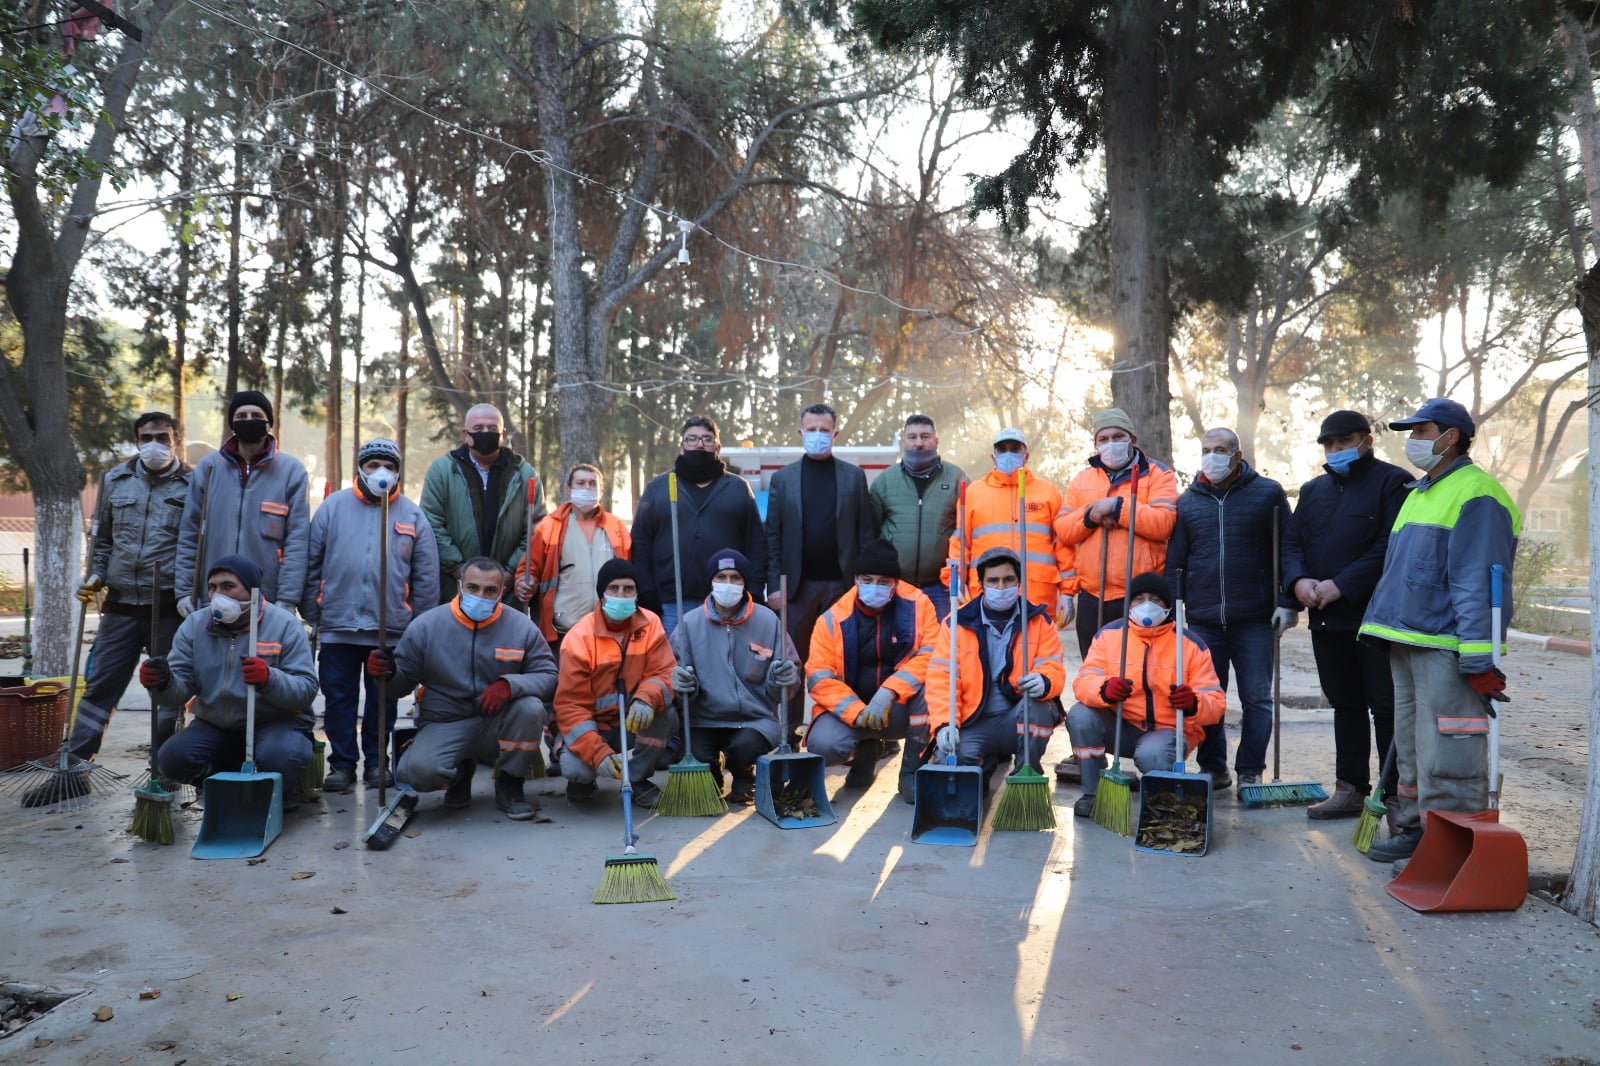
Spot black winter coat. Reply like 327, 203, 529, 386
630, 470, 768, 614
1165, 462, 1294, 627
1281, 452, 1411, 632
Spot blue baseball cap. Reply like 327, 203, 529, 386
1389, 398, 1474, 437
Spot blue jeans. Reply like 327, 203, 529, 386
157, 717, 312, 788
659, 601, 679, 636
318, 642, 399, 772
920, 582, 951, 621
1188, 620, 1274, 777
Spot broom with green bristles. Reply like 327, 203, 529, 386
1091, 463, 1140, 837
1352, 739, 1398, 854
654, 472, 726, 817
993, 468, 1054, 831
130, 565, 175, 844
594, 686, 675, 904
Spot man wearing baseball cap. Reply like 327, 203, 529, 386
947, 426, 1071, 616
1281, 412, 1410, 820
1357, 398, 1520, 863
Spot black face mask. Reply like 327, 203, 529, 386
674, 450, 725, 483
468, 430, 501, 455
232, 419, 269, 445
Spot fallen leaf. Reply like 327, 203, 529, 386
148, 1040, 177, 1051
139, 988, 162, 1000
403, 830, 421, 838
333, 841, 350, 850
330, 906, 347, 915
109, 857, 129, 864
226, 992, 243, 1002
32, 1037, 52, 1048
247, 857, 267, 866
93, 1005, 114, 1021
291, 871, 316, 880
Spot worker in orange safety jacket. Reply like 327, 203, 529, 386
513, 463, 631, 647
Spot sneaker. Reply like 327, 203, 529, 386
632, 779, 663, 809
1204, 769, 1233, 792
566, 779, 597, 804
494, 773, 538, 821
444, 760, 475, 809
322, 766, 356, 794
1307, 780, 1365, 820
20, 771, 89, 808
728, 771, 756, 806
363, 765, 395, 789
844, 740, 882, 789
1367, 827, 1424, 864
1237, 772, 1261, 787
1073, 794, 1096, 818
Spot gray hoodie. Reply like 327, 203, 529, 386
303, 486, 440, 645
159, 601, 319, 731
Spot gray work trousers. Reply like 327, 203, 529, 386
956, 695, 1062, 774
396, 696, 549, 791
1390, 644, 1489, 832
1063, 703, 1179, 795
558, 705, 680, 784
804, 692, 929, 785
69, 609, 183, 760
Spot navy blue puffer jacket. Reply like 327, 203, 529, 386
1164, 462, 1294, 627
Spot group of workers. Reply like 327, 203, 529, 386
45, 389, 1518, 865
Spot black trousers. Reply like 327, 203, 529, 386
1310, 629, 1395, 793
690, 725, 771, 784
1074, 589, 1126, 659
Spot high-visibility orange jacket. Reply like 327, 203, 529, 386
946, 467, 1069, 607
1054, 451, 1178, 600
553, 604, 676, 769
925, 599, 1067, 729
805, 581, 939, 728
1071, 618, 1225, 753
513, 503, 631, 642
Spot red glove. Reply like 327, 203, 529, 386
476, 678, 513, 716
1100, 676, 1133, 703
139, 657, 170, 691
241, 656, 270, 688
366, 648, 396, 678
1169, 683, 1197, 712
1466, 668, 1506, 698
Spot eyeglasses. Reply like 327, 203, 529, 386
682, 435, 718, 447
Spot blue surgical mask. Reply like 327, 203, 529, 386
856, 581, 894, 609
459, 592, 497, 623
983, 586, 1020, 613
1325, 446, 1360, 475
994, 452, 1024, 475
802, 431, 833, 459
602, 595, 637, 622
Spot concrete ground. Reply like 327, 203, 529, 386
1, 626, 1596, 1065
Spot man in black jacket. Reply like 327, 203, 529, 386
1282, 411, 1411, 818
1166, 427, 1298, 791
631, 415, 767, 634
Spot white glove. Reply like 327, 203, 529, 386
1018, 672, 1049, 698
671, 665, 698, 698
596, 753, 623, 779
936, 724, 960, 757
1271, 607, 1298, 636
1056, 594, 1075, 628
625, 698, 655, 733
176, 594, 198, 618
857, 688, 895, 731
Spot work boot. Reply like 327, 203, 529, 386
844, 740, 882, 789
20, 771, 89, 808
363, 765, 394, 789
1054, 755, 1082, 783
1307, 780, 1365, 820
632, 778, 662, 809
322, 766, 355, 794
1367, 827, 1423, 864
1205, 769, 1233, 792
1073, 793, 1096, 818
876, 740, 901, 762
566, 779, 597, 804
444, 760, 475, 809
898, 773, 917, 805
1237, 772, 1261, 788
728, 769, 756, 806
494, 773, 538, 821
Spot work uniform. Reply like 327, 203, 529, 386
419, 444, 545, 601
948, 468, 1070, 611
514, 502, 631, 644
175, 437, 310, 610
1065, 617, 1226, 795
803, 582, 938, 790
669, 595, 794, 787
389, 597, 558, 791
869, 458, 967, 619
1055, 451, 1178, 655
925, 598, 1067, 775
1358, 457, 1519, 829
70, 455, 192, 759
553, 605, 678, 784
304, 481, 440, 778
155, 600, 319, 787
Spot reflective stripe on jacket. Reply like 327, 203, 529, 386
389, 597, 559, 723
946, 468, 1070, 607
1054, 450, 1177, 599
925, 598, 1067, 729
553, 605, 677, 769
1071, 618, 1225, 753
805, 582, 939, 727
514, 503, 631, 641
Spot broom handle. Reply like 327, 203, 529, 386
1017, 469, 1030, 769
377, 484, 390, 808
1111, 464, 1139, 767
246, 588, 259, 768
60, 518, 102, 743
1272, 506, 1282, 783
1488, 563, 1503, 811
777, 573, 790, 754
956, 480, 968, 605
667, 473, 691, 757
150, 562, 162, 775
1174, 586, 1187, 772
946, 560, 960, 766
1096, 532, 1108, 631
617, 689, 636, 850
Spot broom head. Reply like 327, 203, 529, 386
1351, 792, 1384, 854
129, 780, 176, 845
593, 852, 675, 904
1239, 779, 1329, 809
991, 764, 1056, 831
1090, 767, 1134, 837
656, 759, 727, 817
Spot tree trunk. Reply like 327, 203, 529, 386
174, 114, 194, 430
1104, 0, 1173, 463
225, 115, 243, 403
397, 303, 411, 461
325, 164, 347, 486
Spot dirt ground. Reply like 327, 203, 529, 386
1, 626, 1596, 1066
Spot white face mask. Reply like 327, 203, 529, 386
1200, 452, 1234, 482
1128, 601, 1170, 628
1404, 437, 1445, 473
1097, 440, 1131, 469
983, 585, 1019, 613
802, 431, 833, 459
569, 488, 600, 511
710, 581, 744, 608
138, 441, 173, 471
210, 592, 246, 625
856, 581, 894, 609
362, 467, 395, 495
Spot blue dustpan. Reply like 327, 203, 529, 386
754, 748, 836, 829
910, 760, 984, 846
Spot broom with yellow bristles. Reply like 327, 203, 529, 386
992, 469, 1055, 831
130, 565, 175, 844
1091, 463, 1140, 837
1352, 740, 1398, 854
594, 687, 675, 904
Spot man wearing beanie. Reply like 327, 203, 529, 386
147, 555, 320, 806
803, 538, 940, 800
175, 390, 311, 617
668, 548, 799, 803
1282, 411, 1409, 820
367, 556, 557, 820
1064, 572, 1226, 819
304, 439, 440, 792
1055, 407, 1179, 658
552, 558, 679, 806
